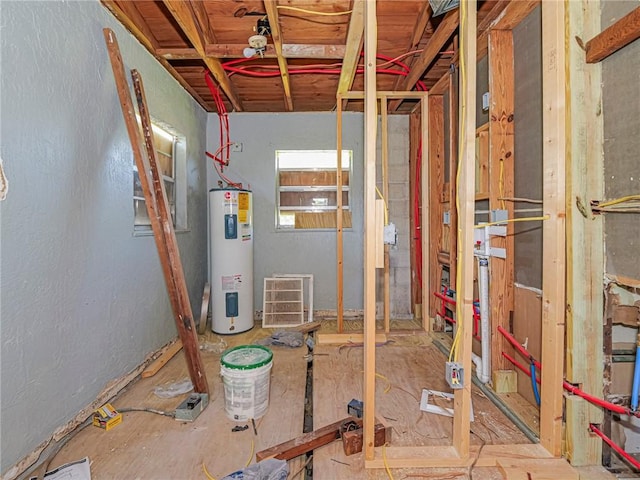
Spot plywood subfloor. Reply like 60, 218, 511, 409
312, 338, 531, 479
52, 327, 307, 479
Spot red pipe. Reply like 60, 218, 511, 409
497, 325, 541, 369
502, 351, 540, 384
590, 424, 640, 471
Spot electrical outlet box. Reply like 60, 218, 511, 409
445, 362, 464, 389
443, 211, 450, 225
175, 393, 208, 422
231, 142, 243, 152
383, 223, 397, 245
482, 92, 490, 111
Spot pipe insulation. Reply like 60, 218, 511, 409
477, 257, 491, 384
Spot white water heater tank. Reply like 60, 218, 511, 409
209, 188, 254, 334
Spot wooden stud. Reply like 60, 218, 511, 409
337, 1, 364, 96
380, 96, 390, 333
389, 9, 459, 111
448, 55, 459, 294
141, 340, 183, 378
452, 0, 476, 459
362, 0, 378, 460
488, 29, 515, 372
428, 96, 445, 320
565, 0, 604, 465
336, 98, 344, 333
197, 283, 211, 335
409, 112, 422, 321
586, 6, 640, 63
540, 0, 567, 457
162, 0, 243, 112
263, 1, 293, 111
103, 28, 209, 395
420, 95, 429, 333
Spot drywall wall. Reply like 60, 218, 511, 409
0, 1, 208, 474
513, 5, 543, 289
205, 114, 413, 316
602, 1, 640, 282
206, 113, 365, 312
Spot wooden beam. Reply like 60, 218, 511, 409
162, 0, 243, 111
448, 58, 459, 292
452, 0, 476, 459
141, 339, 183, 378
540, 0, 567, 457
256, 417, 360, 462
264, 0, 293, 111
586, 6, 640, 63
389, 9, 459, 111
381, 96, 390, 333
420, 95, 429, 333
488, 29, 515, 372
336, 98, 344, 333
316, 333, 387, 345
388, 2, 433, 106
337, 0, 364, 96
409, 111, 421, 321
200, 43, 348, 59
103, 28, 209, 395
363, 0, 378, 462
428, 95, 444, 320
100, 1, 212, 112
565, 0, 604, 466
429, 71, 450, 96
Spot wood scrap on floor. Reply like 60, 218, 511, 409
141, 339, 183, 378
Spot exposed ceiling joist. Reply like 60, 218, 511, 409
389, 9, 459, 112
586, 5, 640, 63
100, 0, 212, 111
158, 44, 347, 60
162, 0, 243, 112
264, 0, 293, 111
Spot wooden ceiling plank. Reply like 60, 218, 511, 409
337, 0, 365, 95
586, 5, 640, 63
388, 2, 432, 110
189, 0, 216, 45
102, 0, 159, 51
264, 0, 293, 111
162, 0, 243, 111
157, 47, 201, 60
100, 1, 213, 112
283, 44, 346, 59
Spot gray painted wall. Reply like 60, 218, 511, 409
602, 1, 640, 280
206, 113, 412, 318
206, 113, 365, 312
0, 1, 208, 474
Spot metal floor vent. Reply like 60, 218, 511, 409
262, 277, 304, 328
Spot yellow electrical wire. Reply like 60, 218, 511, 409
382, 443, 395, 480
375, 372, 392, 393
276, 5, 352, 16
245, 439, 255, 467
202, 462, 216, 480
473, 215, 550, 228
375, 185, 389, 225
597, 194, 640, 209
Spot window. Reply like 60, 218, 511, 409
276, 150, 352, 230
133, 121, 187, 233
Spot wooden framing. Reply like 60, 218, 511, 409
380, 96, 391, 333
337, 0, 364, 97
336, 98, 344, 333
585, 6, 640, 63
564, 0, 604, 466
103, 28, 209, 395
409, 112, 422, 321
263, 0, 293, 111
487, 29, 515, 371
540, 0, 567, 457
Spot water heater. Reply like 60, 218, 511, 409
209, 188, 254, 334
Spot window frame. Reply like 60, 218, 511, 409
275, 149, 353, 231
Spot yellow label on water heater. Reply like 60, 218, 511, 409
238, 192, 249, 210
238, 210, 248, 223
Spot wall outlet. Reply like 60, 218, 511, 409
445, 362, 464, 389
231, 142, 243, 152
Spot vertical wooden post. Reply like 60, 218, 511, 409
337, 97, 344, 333
564, 0, 604, 466
381, 96, 391, 333
363, 0, 378, 461
103, 28, 209, 395
452, 0, 476, 458
488, 29, 515, 371
448, 55, 459, 292
420, 95, 430, 333
428, 96, 445, 321
540, 0, 567, 457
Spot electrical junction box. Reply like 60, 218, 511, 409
175, 393, 209, 422
383, 223, 397, 246
443, 211, 450, 225
482, 92, 490, 111
445, 361, 464, 389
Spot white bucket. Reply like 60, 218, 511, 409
220, 345, 273, 421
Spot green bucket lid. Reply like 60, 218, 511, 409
221, 345, 273, 370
